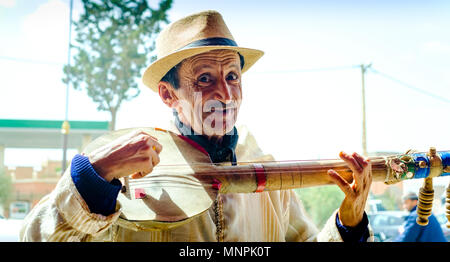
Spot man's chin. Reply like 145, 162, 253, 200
199, 114, 237, 136
202, 127, 234, 137
201, 121, 236, 137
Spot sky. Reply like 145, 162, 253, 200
0, 0, 449, 191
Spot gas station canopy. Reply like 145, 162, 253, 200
0, 119, 109, 149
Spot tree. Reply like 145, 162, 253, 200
63, 0, 173, 130
294, 186, 345, 229
374, 187, 402, 211
0, 169, 12, 208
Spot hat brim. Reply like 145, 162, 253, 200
142, 46, 264, 92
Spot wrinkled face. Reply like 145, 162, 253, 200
159, 49, 242, 138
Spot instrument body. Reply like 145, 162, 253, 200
83, 127, 450, 228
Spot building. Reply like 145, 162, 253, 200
0, 119, 109, 218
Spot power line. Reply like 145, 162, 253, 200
2, 53, 448, 106
0, 55, 358, 73
251, 65, 360, 74
369, 68, 450, 105
252, 64, 450, 105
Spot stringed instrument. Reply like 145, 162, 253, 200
82, 127, 450, 230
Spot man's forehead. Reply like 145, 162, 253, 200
183, 49, 240, 68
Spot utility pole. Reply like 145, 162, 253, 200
360, 63, 371, 157
61, 0, 74, 174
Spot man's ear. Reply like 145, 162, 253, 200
158, 81, 178, 108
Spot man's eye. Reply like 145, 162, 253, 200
226, 72, 238, 81
198, 74, 212, 83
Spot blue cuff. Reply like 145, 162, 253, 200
336, 212, 370, 242
70, 154, 122, 216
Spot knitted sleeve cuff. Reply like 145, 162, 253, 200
70, 154, 122, 216
336, 211, 370, 242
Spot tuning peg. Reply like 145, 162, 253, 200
416, 147, 441, 226
446, 182, 450, 229
417, 178, 434, 226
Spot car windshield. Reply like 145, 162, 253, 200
371, 214, 405, 227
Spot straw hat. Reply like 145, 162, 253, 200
142, 10, 264, 92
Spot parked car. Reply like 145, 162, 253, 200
435, 213, 450, 242
368, 211, 408, 242
9, 201, 30, 219
367, 199, 386, 213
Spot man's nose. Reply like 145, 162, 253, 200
214, 76, 232, 102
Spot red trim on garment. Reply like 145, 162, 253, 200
155, 127, 168, 132
253, 163, 266, 193
212, 178, 222, 191
135, 188, 146, 199
177, 134, 210, 157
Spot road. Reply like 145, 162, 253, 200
0, 218, 23, 242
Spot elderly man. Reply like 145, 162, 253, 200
20, 10, 372, 242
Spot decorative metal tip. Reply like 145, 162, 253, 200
429, 147, 437, 156
418, 161, 427, 168
406, 172, 414, 179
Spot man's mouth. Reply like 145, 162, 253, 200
211, 107, 233, 112
209, 106, 236, 115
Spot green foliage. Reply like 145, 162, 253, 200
0, 169, 12, 206
294, 185, 345, 229
373, 187, 402, 210
63, 0, 173, 129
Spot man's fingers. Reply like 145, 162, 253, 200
352, 152, 369, 168
350, 152, 372, 191
148, 139, 163, 154
130, 171, 146, 179
126, 130, 151, 141
148, 147, 160, 167
132, 131, 161, 149
126, 134, 162, 179
328, 169, 353, 197
149, 135, 158, 141
130, 163, 154, 179
339, 151, 363, 174
339, 151, 364, 191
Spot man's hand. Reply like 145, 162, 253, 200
87, 130, 163, 182
328, 151, 372, 227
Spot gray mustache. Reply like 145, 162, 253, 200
203, 101, 237, 111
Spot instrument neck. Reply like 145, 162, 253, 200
209, 157, 389, 193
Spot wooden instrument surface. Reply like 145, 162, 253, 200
82, 127, 217, 225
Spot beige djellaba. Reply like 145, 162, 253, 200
19, 124, 373, 242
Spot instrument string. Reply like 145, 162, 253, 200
125, 150, 449, 186
152, 157, 385, 168
142, 149, 449, 169
126, 160, 389, 185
